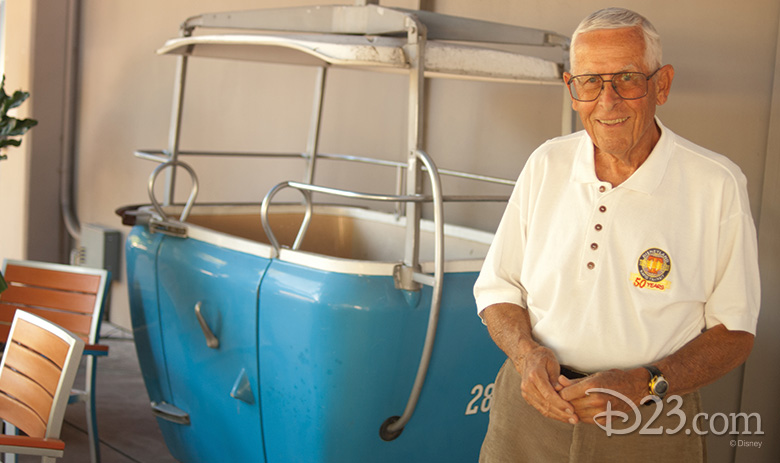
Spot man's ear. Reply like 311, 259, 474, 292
563, 72, 577, 110
655, 64, 675, 106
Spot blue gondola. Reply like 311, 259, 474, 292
119, 3, 572, 462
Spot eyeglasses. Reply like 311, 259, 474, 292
566, 69, 660, 102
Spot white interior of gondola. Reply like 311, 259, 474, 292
152, 204, 491, 274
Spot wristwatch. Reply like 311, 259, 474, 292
643, 365, 669, 399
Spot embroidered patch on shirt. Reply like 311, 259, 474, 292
631, 248, 672, 291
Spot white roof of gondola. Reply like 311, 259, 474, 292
157, 33, 564, 85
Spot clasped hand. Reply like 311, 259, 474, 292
516, 347, 646, 425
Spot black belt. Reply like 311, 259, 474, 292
559, 365, 588, 380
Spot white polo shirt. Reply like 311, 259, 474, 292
474, 119, 760, 372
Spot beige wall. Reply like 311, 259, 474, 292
3, 1, 779, 462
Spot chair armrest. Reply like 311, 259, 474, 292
84, 343, 110, 357
0, 434, 66, 451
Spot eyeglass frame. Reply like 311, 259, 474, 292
565, 68, 662, 102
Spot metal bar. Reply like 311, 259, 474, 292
60, 0, 82, 241
394, 165, 405, 218
135, 149, 306, 160
164, 54, 189, 206
320, 153, 517, 185
260, 182, 314, 257
135, 149, 517, 187
287, 181, 507, 203
403, 16, 427, 271
286, 181, 424, 202
304, 67, 328, 184
148, 160, 199, 223
436, 168, 515, 186
318, 153, 404, 168
384, 149, 444, 437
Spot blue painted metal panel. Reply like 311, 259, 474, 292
258, 260, 504, 463
126, 226, 167, 403
155, 236, 270, 463
127, 226, 505, 462
126, 226, 190, 460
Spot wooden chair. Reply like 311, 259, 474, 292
0, 259, 110, 463
0, 310, 85, 462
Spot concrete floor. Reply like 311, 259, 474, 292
13, 323, 179, 463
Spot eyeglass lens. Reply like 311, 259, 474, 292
569, 72, 649, 101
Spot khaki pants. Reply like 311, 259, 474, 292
480, 360, 706, 463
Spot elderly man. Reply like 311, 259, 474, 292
474, 7, 759, 462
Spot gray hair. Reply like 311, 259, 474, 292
570, 8, 662, 72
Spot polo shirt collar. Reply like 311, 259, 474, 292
570, 117, 673, 194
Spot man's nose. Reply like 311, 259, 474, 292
598, 81, 622, 106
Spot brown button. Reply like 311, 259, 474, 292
587, 262, 595, 269
591, 243, 598, 250
599, 205, 607, 213
599, 186, 607, 193
595, 224, 603, 231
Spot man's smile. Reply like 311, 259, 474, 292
598, 117, 630, 126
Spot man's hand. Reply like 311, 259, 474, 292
558, 368, 648, 424
481, 303, 578, 425
516, 345, 580, 424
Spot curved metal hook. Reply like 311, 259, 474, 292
148, 160, 199, 222
260, 181, 314, 257
382, 148, 445, 438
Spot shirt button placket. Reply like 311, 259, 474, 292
586, 186, 610, 272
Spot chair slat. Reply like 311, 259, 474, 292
3, 264, 102, 294
0, 306, 15, 323
0, 392, 47, 438
1, 285, 97, 314
0, 305, 91, 343
11, 318, 71, 368
4, 342, 63, 396
0, 367, 53, 425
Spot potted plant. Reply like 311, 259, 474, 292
0, 75, 37, 293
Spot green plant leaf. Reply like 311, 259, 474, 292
7, 89, 31, 111
0, 74, 37, 160
0, 138, 22, 149
0, 116, 37, 137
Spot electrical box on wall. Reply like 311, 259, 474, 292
76, 223, 121, 281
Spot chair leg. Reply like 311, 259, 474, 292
85, 355, 101, 463
3, 421, 18, 463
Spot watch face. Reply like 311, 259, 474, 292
654, 379, 669, 396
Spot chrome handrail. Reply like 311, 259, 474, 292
383, 149, 444, 437
148, 159, 199, 222
134, 149, 516, 187
259, 182, 314, 257
285, 181, 508, 203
